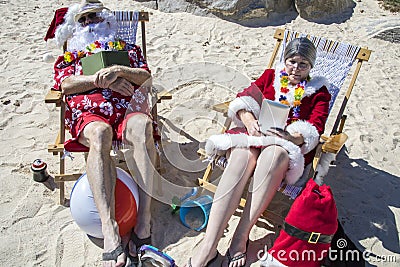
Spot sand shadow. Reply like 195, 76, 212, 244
325, 147, 400, 255
148, 114, 400, 261
149, 116, 219, 251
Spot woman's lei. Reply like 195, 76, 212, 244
278, 69, 310, 123
63, 39, 127, 63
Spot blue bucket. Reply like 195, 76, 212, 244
179, 195, 213, 231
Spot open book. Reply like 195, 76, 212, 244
258, 99, 290, 134
81, 51, 130, 75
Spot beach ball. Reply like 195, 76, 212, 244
70, 167, 139, 239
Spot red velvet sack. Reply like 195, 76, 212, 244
265, 179, 338, 267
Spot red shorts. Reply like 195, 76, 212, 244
64, 112, 151, 152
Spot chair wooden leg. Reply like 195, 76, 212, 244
59, 151, 65, 205
309, 143, 323, 179
155, 143, 163, 197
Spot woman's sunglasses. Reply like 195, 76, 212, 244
78, 12, 98, 24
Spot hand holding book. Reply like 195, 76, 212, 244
94, 65, 119, 88
238, 110, 262, 136
266, 127, 304, 146
108, 77, 135, 96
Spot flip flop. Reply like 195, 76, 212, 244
102, 244, 125, 262
188, 252, 218, 267
226, 240, 249, 267
131, 231, 152, 250
226, 251, 246, 266
128, 231, 152, 265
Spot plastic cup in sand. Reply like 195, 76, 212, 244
179, 195, 213, 231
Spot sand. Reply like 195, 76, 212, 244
0, 0, 399, 266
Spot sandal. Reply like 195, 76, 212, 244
102, 244, 125, 261
128, 231, 152, 265
226, 240, 249, 267
188, 252, 218, 267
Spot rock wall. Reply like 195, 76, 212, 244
294, 0, 355, 20
136, 0, 355, 21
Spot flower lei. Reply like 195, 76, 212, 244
63, 39, 127, 63
278, 69, 310, 123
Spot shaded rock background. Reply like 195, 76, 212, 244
294, 0, 355, 20
136, 0, 356, 23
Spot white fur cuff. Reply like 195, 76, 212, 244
205, 133, 305, 184
286, 120, 320, 154
228, 96, 260, 127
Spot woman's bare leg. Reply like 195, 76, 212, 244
225, 145, 289, 267
189, 147, 260, 267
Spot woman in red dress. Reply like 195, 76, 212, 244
187, 37, 331, 267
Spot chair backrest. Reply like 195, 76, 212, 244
113, 11, 139, 44
268, 29, 371, 135
112, 11, 149, 60
279, 30, 360, 112
267, 29, 371, 200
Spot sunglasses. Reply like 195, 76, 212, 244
78, 12, 98, 24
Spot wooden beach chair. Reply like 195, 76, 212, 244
45, 10, 172, 205
197, 28, 372, 227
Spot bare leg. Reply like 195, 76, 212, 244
79, 121, 125, 267
123, 114, 156, 246
188, 148, 260, 267
225, 145, 289, 267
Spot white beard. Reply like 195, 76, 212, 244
67, 13, 118, 51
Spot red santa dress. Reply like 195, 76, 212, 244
205, 67, 331, 184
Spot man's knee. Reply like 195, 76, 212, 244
124, 114, 153, 144
84, 122, 113, 151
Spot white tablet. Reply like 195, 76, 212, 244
258, 99, 290, 134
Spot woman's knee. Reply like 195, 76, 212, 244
229, 147, 259, 169
258, 146, 289, 168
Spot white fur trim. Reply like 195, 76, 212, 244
260, 252, 288, 267
228, 96, 261, 127
54, 4, 80, 47
205, 133, 305, 184
286, 120, 320, 154
43, 53, 55, 63
273, 65, 284, 101
314, 152, 336, 185
304, 76, 329, 96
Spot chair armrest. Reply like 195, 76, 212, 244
212, 101, 230, 116
156, 90, 172, 103
45, 89, 62, 106
321, 133, 348, 154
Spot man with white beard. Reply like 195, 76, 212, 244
52, 1, 155, 266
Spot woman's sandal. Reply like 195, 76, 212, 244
226, 240, 249, 267
188, 253, 218, 267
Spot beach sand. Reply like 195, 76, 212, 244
0, 0, 399, 266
